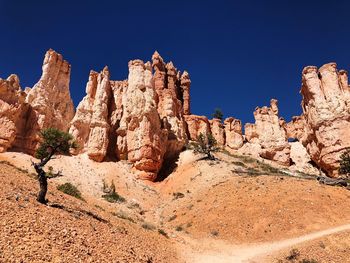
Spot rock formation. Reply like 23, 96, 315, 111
224, 117, 243, 149
298, 63, 350, 176
184, 115, 210, 141
117, 60, 168, 180
69, 67, 111, 161
0, 75, 28, 152
244, 99, 290, 165
209, 118, 225, 145
151, 51, 188, 159
2, 49, 350, 180
0, 49, 75, 154
23, 49, 75, 153
289, 141, 319, 175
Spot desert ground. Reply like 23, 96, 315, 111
0, 149, 349, 263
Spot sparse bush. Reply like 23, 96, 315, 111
257, 161, 281, 174
212, 108, 223, 120
142, 222, 156, 231
168, 215, 177, 222
210, 230, 219, 236
173, 192, 185, 200
113, 210, 135, 223
193, 133, 218, 160
286, 248, 300, 261
33, 128, 77, 204
102, 191, 126, 203
232, 161, 246, 167
339, 148, 350, 178
175, 225, 183, 231
158, 229, 168, 238
299, 259, 318, 263
246, 167, 260, 176
102, 180, 126, 203
57, 183, 83, 200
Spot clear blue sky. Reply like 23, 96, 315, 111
1, 0, 349, 124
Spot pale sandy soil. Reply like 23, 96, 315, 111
1, 150, 350, 262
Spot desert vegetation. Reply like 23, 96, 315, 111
32, 128, 76, 204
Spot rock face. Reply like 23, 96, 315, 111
69, 67, 111, 161
3, 49, 350, 180
184, 115, 210, 141
298, 63, 350, 176
0, 50, 75, 154
210, 118, 225, 145
244, 99, 290, 165
224, 117, 243, 149
117, 60, 167, 180
151, 51, 188, 158
0, 75, 28, 152
285, 115, 306, 141
289, 141, 319, 175
23, 49, 75, 153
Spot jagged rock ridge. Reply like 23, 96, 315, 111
1, 50, 350, 179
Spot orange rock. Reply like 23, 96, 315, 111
300, 63, 350, 176
244, 99, 290, 165
224, 117, 243, 149
210, 118, 225, 145
184, 115, 210, 141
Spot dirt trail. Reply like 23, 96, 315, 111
183, 223, 350, 263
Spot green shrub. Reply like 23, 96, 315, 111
175, 225, 183, 231
141, 222, 156, 231
210, 230, 219, 236
299, 259, 318, 263
286, 248, 300, 261
113, 210, 135, 223
101, 180, 126, 203
102, 192, 126, 203
158, 229, 169, 238
57, 183, 83, 200
339, 148, 350, 177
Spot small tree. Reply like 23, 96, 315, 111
339, 148, 350, 178
32, 128, 77, 204
212, 108, 223, 120
193, 133, 218, 160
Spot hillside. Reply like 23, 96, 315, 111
1, 150, 350, 262
0, 161, 181, 263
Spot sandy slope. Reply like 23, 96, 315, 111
0, 161, 182, 263
180, 224, 350, 263
1, 150, 350, 262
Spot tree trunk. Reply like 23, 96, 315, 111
34, 164, 48, 204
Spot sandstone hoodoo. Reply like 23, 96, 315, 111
69, 67, 112, 162
0, 49, 75, 155
290, 63, 350, 177
244, 99, 290, 166
224, 117, 244, 150
1, 49, 350, 179
0, 74, 28, 152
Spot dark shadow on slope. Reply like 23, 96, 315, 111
155, 153, 180, 182
49, 203, 109, 223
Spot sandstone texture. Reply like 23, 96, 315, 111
0, 75, 27, 152
184, 115, 210, 141
210, 118, 225, 145
0, 49, 75, 154
151, 51, 188, 158
69, 67, 111, 161
298, 63, 350, 176
289, 141, 319, 175
2, 49, 350, 180
244, 99, 290, 165
224, 117, 243, 149
117, 60, 168, 180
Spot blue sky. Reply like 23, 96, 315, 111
0, 0, 349, 124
